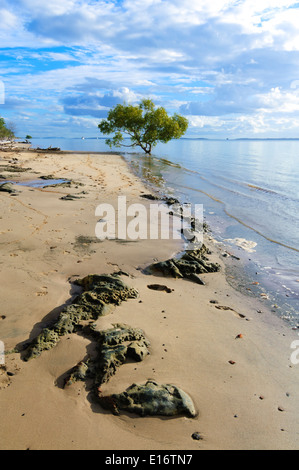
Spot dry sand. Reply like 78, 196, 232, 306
0, 147, 299, 451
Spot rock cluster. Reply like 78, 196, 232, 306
24, 274, 138, 360
144, 243, 220, 284
65, 323, 150, 387
22, 272, 197, 418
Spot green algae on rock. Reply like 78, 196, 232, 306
144, 244, 220, 285
74, 274, 138, 306
24, 274, 139, 361
64, 360, 90, 386
24, 328, 60, 360
93, 323, 150, 385
98, 379, 197, 418
0, 164, 32, 173
0, 182, 18, 194
64, 323, 150, 387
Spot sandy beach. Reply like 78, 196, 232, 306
1, 146, 299, 451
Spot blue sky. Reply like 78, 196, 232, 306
1, 0, 299, 138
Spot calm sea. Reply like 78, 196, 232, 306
30, 137, 299, 325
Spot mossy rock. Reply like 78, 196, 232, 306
24, 328, 60, 361
94, 323, 150, 385
144, 244, 220, 284
0, 165, 31, 173
63, 323, 150, 388
24, 275, 139, 361
98, 380, 196, 418
64, 361, 90, 387
0, 183, 17, 194
74, 274, 138, 305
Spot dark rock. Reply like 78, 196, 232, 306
64, 361, 90, 387
113, 270, 130, 277
25, 328, 60, 360
140, 194, 180, 206
162, 196, 180, 206
36, 146, 60, 151
140, 194, 160, 200
93, 323, 150, 385
0, 165, 31, 173
24, 274, 139, 361
144, 244, 220, 284
191, 432, 202, 441
39, 175, 55, 180
147, 284, 173, 293
0, 182, 17, 194
74, 274, 139, 305
127, 341, 149, 362
60, 194, 82, 200
98, 379, 196, 417
64, 323, 150, 387
48, 181, 74, 188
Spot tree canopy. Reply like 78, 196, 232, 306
98, 99, 188, 154
0, 117, 15, 140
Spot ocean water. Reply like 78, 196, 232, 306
29, 137, 299, 324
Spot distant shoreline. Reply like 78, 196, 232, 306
14, 136, 299, 142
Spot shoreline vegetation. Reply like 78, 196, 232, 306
1, 143, 299, 450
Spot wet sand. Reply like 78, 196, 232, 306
1, 147, 299, 450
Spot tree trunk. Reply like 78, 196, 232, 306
138, 142, 152, 155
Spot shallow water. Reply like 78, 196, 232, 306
28, 137, 299, 325
124, 140, 299, 325
17, 178, 70, 188
2, 178, 70, 188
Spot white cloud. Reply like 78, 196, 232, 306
187, 110, 299, 137
14, 0, 77, 16
46, 52, 78, 62
0, 8, 18, 29
257, 87, 299, 112
188, 115, 224, 129
2, 0, 299, 137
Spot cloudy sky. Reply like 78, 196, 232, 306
1, 0, 299, 138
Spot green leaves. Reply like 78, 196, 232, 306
0, 117, 15, 140
98, 99, 188, 154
